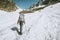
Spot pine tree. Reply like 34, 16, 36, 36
42, 0, 60, 5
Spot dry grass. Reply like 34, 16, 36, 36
20, 7, 46, 14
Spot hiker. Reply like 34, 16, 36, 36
17, 12, 25, 35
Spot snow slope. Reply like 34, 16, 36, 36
24, 3, 60, 40
0, 3, 60, 40
0, 8, 22, 40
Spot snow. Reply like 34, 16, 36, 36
0, 3, 60, 40
0, 8, 22, 40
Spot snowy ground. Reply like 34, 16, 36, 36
0, 3, 60, 40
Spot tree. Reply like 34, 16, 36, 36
42, 0, 60, 5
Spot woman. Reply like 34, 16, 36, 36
17, 12, 25, 35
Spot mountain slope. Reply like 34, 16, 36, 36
0, 0, 17, 12
0, 3, 60, 40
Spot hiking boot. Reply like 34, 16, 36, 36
18, 32, 22, 35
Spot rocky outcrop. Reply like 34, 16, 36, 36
0, 0, 17, 12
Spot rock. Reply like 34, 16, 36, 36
0, 0, 17, 12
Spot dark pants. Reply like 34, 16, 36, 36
19, 21, 24, 33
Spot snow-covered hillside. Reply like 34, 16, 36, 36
0, 8, 22, 40
0, 3, 60, 40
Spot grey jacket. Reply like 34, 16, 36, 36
17, 13, 25, 24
